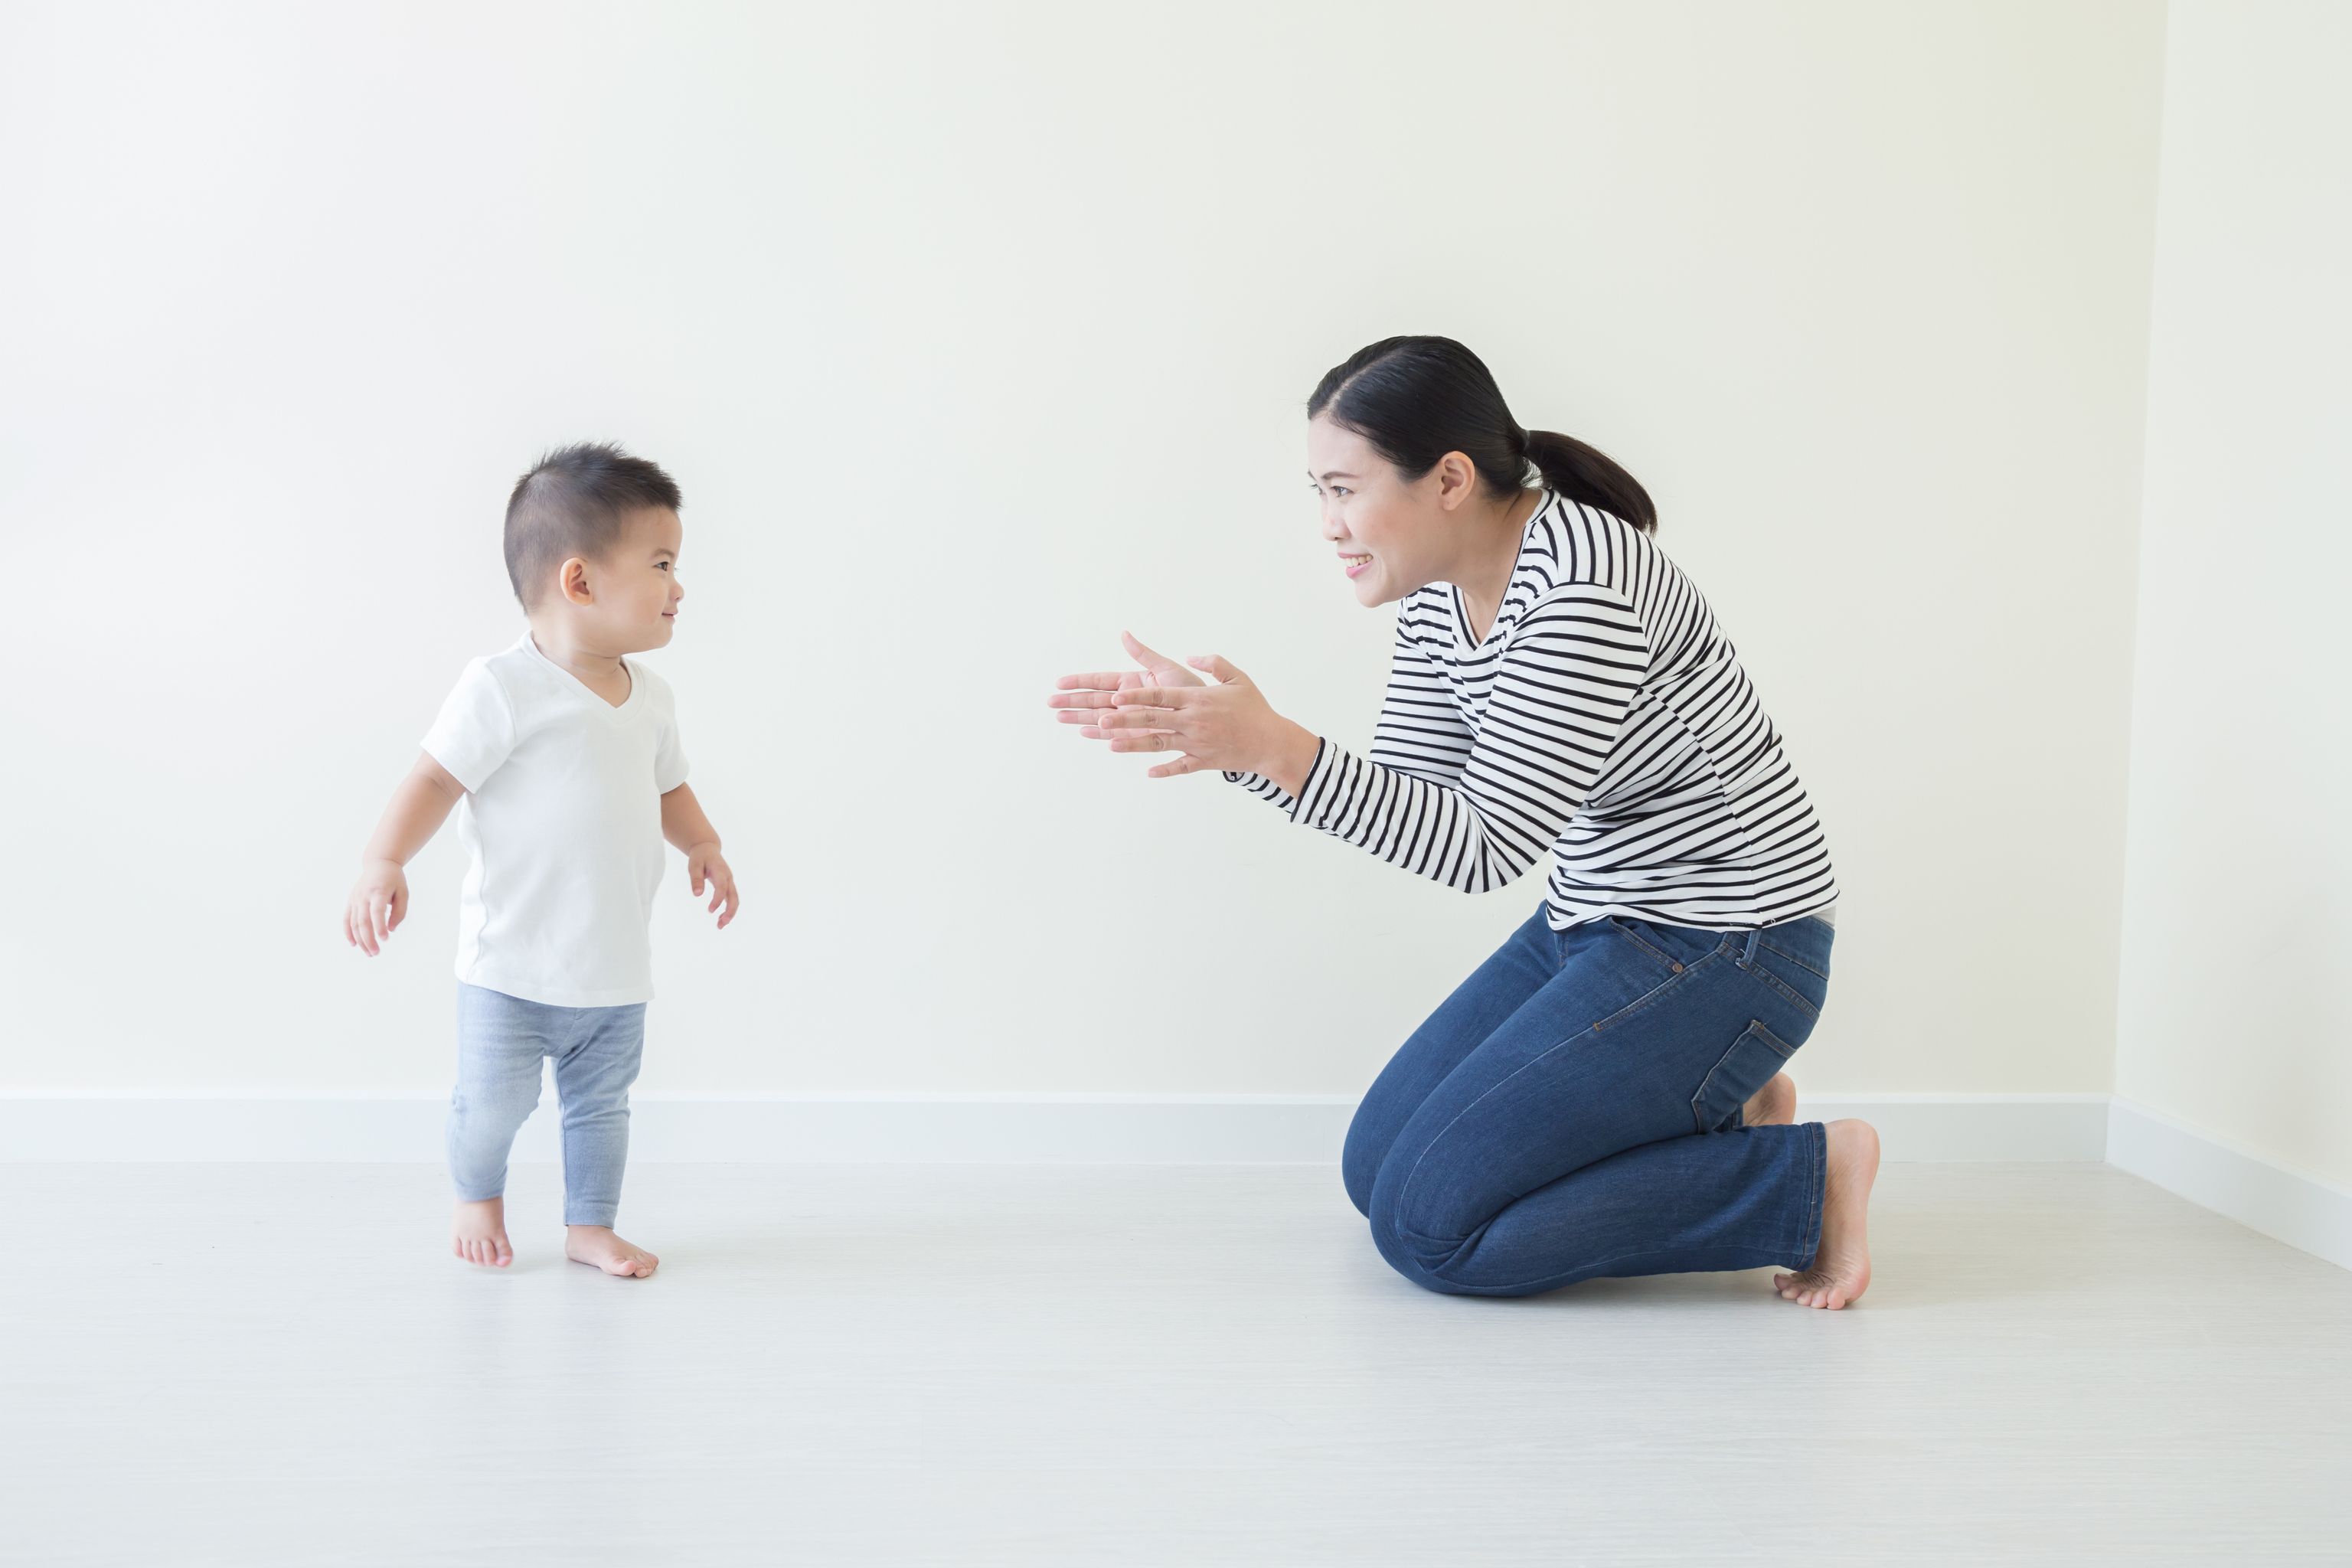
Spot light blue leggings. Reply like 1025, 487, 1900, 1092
448, 983, 645, 1228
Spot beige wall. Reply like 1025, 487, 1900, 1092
0, 2, 2167, 1096
2114, 0, 2352, 1184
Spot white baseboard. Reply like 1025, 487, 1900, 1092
3, 1090, 2110, 1165
2105, 1096, 2352, 1272
0, 1093, 1360, 1165
1798, 1093, 2111, 1162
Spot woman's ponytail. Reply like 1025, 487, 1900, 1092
1310, 337, 1658, 534
1521, 428, 1655, 535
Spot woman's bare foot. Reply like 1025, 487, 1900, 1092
1773, 1118, 1878, 1309
566, 1225, 658, 1278
1742, 1071, 1798, 1127
453, 1197, 514, 1268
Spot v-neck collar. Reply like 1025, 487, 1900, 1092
1449, 491, 1552, 649
521, 630, 641, 717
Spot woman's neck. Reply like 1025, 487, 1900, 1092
1448, 488, 1539, 642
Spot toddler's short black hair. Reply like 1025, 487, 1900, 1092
503, 443, 682, 609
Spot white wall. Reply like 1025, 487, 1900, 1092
0, 2, 2167, 1099
2115, 0, 2352, 1186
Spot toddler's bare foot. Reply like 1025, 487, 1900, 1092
1773, 1118, 1878, 1309
452, 1197, 513, 1268
1741, 1071, 1797, 1127
566, 1225, 658, 1278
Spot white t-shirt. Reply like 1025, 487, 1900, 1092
420, 631, 689, 1008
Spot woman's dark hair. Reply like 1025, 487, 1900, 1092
1308, 336, 1656, 534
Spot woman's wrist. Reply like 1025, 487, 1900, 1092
1262, 720, 1322, 799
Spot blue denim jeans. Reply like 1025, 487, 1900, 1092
1343, 903, 1835, 1295
447, 983, 646, 1228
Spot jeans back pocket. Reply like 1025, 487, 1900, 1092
1690, 1019, 1798, 1134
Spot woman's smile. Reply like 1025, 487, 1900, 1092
1341, 551, 1374, 579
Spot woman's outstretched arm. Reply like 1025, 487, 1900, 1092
1070, 586, 1648, 893
1224, 615, 1475, 813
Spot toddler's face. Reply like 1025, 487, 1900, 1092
586, 506, 685, 652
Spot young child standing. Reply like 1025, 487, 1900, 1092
342, 443, 738, 1278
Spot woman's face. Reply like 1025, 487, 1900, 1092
1308, 413, 1454, 608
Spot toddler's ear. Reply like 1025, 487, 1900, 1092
557, 556, 596, 606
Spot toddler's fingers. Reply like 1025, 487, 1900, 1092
371, 891, 392, 945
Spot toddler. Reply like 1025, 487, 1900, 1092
343, 443, 738, 1277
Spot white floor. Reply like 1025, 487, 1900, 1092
5, 1161, 2348, 1566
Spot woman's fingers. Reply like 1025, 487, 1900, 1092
1093, 707, 1184, 732
1053, 671, 1132, 693
1120, 630, 1176, 670
1109, 686, 1194, 709
1047, 688, 1127, 710
1146, 753, 1217, 779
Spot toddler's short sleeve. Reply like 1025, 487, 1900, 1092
420, 658, 518, 792
654, 698, 690, 795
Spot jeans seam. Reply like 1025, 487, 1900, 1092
1756, 938, 1830, 981
1606, 918, 1684, 972
1749, 962, 1821, 1021
1798, 1121, 1825, 1271
1589, 950, 1722, 1034
1391, 1021, 1605, 1233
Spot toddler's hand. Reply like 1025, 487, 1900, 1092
345, 860, 407, 957
688, 844, 740, 929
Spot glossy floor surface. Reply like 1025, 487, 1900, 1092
5, 1161, 2347, 1565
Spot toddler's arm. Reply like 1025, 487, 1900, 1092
345, 752, 466, 956
661, 783, 740, 929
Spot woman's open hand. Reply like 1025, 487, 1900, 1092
1049, 631, 1321, 789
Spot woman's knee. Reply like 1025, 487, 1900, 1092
1340, 1104, 1395, 1218
1364, 1197, 1485, 1296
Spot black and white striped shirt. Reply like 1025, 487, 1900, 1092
1227, 492, 1838, 931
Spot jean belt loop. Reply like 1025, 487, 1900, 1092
1740, 928, 1762, 969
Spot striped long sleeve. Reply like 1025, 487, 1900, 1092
1231, 586, 1649, 893
1220, 495, 1838, 929
1223, 619, 1473, 810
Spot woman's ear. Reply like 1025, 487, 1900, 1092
559, 556, 595, 606
1435, 450, 1479, 511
